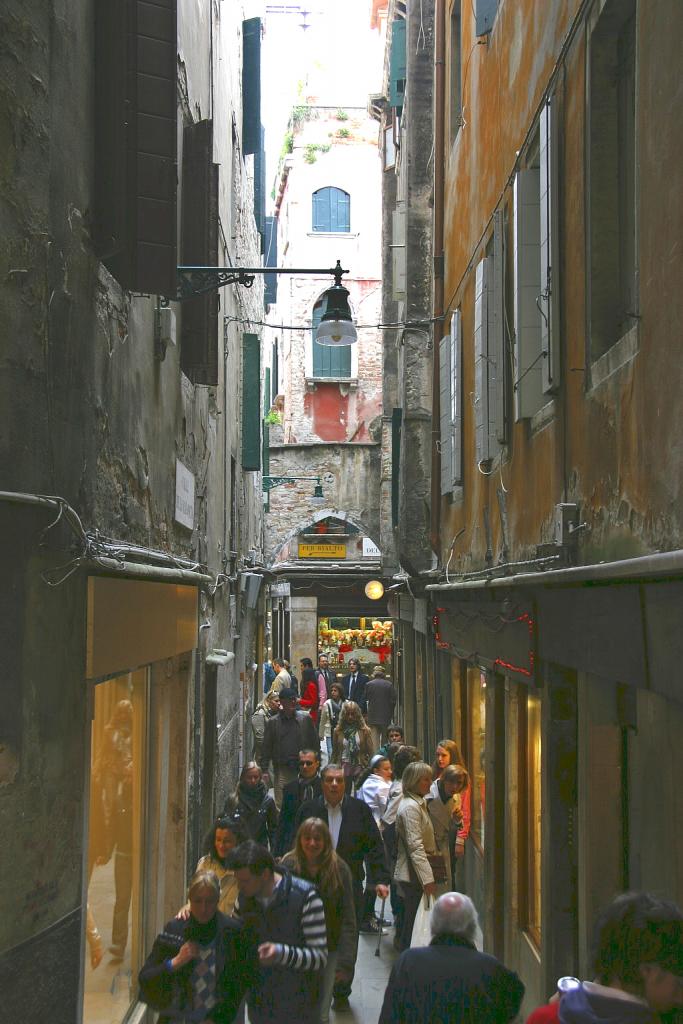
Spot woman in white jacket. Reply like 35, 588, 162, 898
394, 761, 438, 950
395, 761, 438, 950
318, 681, 347, 758
357, 754, 393, 826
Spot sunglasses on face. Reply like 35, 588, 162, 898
299, 760, 315, 766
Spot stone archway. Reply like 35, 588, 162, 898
269, 508, 381, 566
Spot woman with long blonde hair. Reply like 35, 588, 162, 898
332, 699, 373, 794
281, 818, 357, 1024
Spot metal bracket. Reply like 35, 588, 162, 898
176, 266, 256, 300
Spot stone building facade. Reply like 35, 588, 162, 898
378, 0, 683, 1015
0, 2, 266, 1020
261, 102, 386, 665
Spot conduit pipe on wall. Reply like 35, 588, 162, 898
430, 0, 446, 554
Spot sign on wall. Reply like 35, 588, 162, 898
175, 459, 195, 530
298, 543, 346, 559
362, 537, 381, 557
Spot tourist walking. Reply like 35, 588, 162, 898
139, 869, 257, 1024
228, 841, 327, 1024
225, 763, 278, 850
394, 761, 438, 951
281, 818, 357, 1024
365, 667, 397, 750
273, 748, 322, 857
318, 681, 347, 759
332, 700, 373, 794
379, 892, 524, 1024
257, 687, 319, 808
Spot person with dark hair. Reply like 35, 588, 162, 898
257, 687, 320, 808
298, 667, 321, 724
319, 680, 348, 759
178, 816, 244, 920
227, 840, 327, 1024
273, 748, 323, 857
295, 763, 390, 1008
365, 667, 397, 750
342, 657, 369, 713
527, 891, 683, 1023
378, 725, 404, 757
379, 892, 524, 1024
224, 763, 278, 850
281, 818, 357, 1024
139, 869, 257, 1024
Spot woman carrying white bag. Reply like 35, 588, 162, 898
394, 761, 445, 950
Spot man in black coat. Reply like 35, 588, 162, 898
341, 656, 369, 713
273, 747, 322, 856
378, 892, 524, 1024
257, 688, 319, 808
295, 763, 390, 1007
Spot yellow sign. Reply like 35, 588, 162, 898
298, 543, 346, 559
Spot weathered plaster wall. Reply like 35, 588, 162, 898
440, 0, 683, 572
264, 443, 382, 562
0, 0, 264, 1013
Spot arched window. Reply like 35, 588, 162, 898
312, 187, 350, 233
312, 294, 351, 378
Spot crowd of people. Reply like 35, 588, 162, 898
137, 653, 683, 1024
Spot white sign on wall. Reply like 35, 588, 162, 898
175, 459, 195, 530
362, 537, 381, 557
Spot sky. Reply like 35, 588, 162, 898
261, 0, 384, 208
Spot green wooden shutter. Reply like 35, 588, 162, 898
262, 367, 270, 477
94, 0, 178, 296
475, 0, 498, 36
181, 120, 219, 384
242, 333, 261, 470
391, 408, 403, 527
312, 298, 351, 377
242, 18, 261, 155
389, 19, 406, 112
264, 217, 278, 305
312, 189, 331, 232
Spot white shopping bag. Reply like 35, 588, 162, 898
410, 893, 433, 947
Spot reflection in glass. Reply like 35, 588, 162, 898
526, 692, 542, 946
468, 667, 486, 850
83, 670, 146, 1024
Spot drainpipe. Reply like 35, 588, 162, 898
430, 0, 446, 554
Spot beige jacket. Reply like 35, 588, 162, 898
394, 792, 437, 888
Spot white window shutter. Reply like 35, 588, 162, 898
451, 309, 462, 485
439, 333, 453, 496
391, 202, 406, 300
540, 96, 560, 393
474, 258, 490, 463
489, 210, 506, 443
513, 168, 544, 420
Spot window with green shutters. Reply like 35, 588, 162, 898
312, 295, 351, 378
241, 333, 261, 470
312, 187, 350, 233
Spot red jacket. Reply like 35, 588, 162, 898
298, 681, 319, 724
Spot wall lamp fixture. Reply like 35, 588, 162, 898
175, 260, 357, 346
263, 475, 325, 506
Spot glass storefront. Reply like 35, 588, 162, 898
83, 670, 147, 1024
524, 691, 542, 947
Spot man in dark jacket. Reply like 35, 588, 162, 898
229, 841, 327, 1024
296, 763, 390, 1007
379, 892, 524, 1024
341, 657, 369, 713
258, 687, 319, 808
365, 667, 397, 750
273, 747, 322, 857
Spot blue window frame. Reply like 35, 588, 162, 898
312, 295, 351, 378
312, 187, 350, 233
